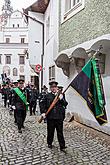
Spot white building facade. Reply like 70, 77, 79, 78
0, 10, 36, 84
25, 0, 59, 91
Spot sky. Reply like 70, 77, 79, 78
0, 0, 36, 14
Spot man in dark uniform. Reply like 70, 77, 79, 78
28, 83, 38, 116
38, 85, 48, 123
6, 83, 12, 108
1, 84, 8, 107
38, 85, 48, 114
12, 79, 28, 133
40, 81, 68, 151
11, 82, 18, 122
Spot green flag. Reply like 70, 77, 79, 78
70, 58, 107, 125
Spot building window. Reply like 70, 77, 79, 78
65, 0, 71, 12
49, 65, 55, 82
62, 0, 85, 22
5, 38, 10, 43
0, 55, 2, 64
46, 16, 50, 42
13, 68, 18, 76
13, 24, 15, 28
20, 75, 25, 81
5, 55, 11, 64
3, 66, 10, 76
19, 56, 25, 65
21, 38, 25, 43
17, 24, 19, 28
65, 0, 81, 13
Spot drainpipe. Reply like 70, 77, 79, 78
23, 11, 44, 92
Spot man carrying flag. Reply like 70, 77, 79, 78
69, 56, 107, 125
40, 81, 68, 151
12, 79, 29, 133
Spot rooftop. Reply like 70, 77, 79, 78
24, 0, 50, 14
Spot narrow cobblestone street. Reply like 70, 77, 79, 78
0, 103, 110, 165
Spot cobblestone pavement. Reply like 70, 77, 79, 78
0, 105, 110, 165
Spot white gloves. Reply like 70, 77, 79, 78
59, 94, 63, 100
12, 106, 16, 110
41, 113, 46, 119
7, 100, 9, 103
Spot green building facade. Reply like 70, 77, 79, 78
59, 0, 110, 52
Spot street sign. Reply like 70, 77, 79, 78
35, 64, 42, 73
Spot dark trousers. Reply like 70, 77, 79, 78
16, 109, 26, 130
47, 119, 65, 149
4, 98, 7, 107
14, 109, 17, 123
29, 101, 36, 115
9, 98, 12, 107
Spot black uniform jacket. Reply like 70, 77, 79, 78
27, 88, 38, 103
1, 88, 8, 99
12, 88, 27, 110
41, 92, 68, 121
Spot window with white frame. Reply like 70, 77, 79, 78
5, 38, 10, 43
21, 38, 25, 43
13, 68, 18, 76
49, 65, 55, 82
5, 55, 11, 64
65, 0, 81, 13
19, 55, 25, 65
62, 0, 85, 22
65, 0, 71, 13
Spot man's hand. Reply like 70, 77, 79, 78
12, 106, 16, 110
59, 94, 63, 100
7, 100, 9, 103
41, 113, 46, 119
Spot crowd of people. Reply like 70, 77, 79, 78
0, 80, 68, 151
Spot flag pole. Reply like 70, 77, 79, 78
92, 45, 103, 58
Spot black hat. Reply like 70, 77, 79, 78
58, 86, 63, 89
17, 79, 24, 83
6, 82, 9, 85
49, 81, 58, 86
42, 85, 48, 89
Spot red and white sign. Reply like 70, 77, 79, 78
35, 64, 42, 73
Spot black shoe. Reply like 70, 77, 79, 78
48, 144, 52, 149
18, 130, 22, 133
60, 146, 67, 151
